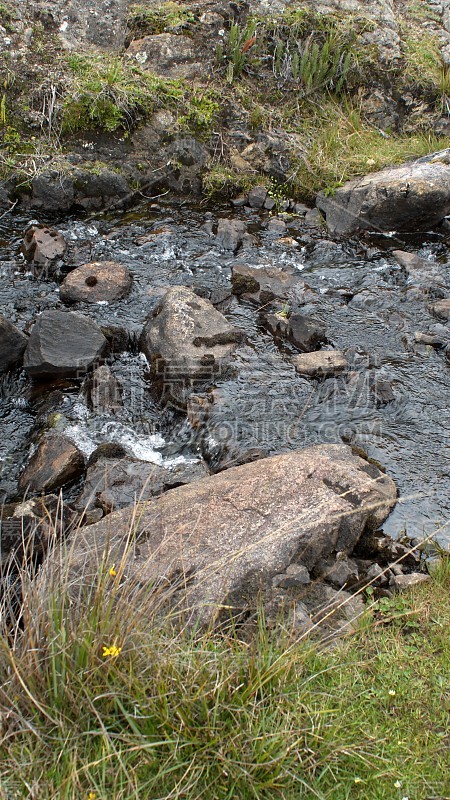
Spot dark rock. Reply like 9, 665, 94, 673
87, 443, 128, 467
272, 564, 311, 589
314, 555, 359, 589
72, 168, 131, 210
167, 137, 208, 169
231, 263, 303, 304
83, 365, 122, 414
372, 379, 395, 405
231, 194, 248, 208
22, 225, 67, 275
0, 316, 27, 372
24, 310, 107, 379
216, 218, 251, 252
317, 150, 450, 235
42, 444, 397, 627
18, 434, 85, 494
27, 173, 74, 212
100, 324, 131, 353
140, 286, 239, 405
247, 185, 268, 209
264, 311, 327, 352
302, 584, 365, 635
75, 456, 210, 514
0, 496, 54, 566
366, 562, 389, 586
60, 261, 132, 304
292, 350, 347, 378
26, 168, 130, 212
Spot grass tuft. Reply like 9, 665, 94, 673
0, 527, 449, 799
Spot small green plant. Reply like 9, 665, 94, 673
221, 20, 258, 84
275, 303, 290, 319
178, 90, 219, 134
61, 55, 183, 133
273, 32, 353, 95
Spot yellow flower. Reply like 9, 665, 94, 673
88, 793, 96, 800
109, 564, 117, 577
102, 645, 122, 658
354, 777, 362, 784
394, 780, 402, 789
389, 689, 396, 696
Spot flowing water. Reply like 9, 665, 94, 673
1, 203, 449, 544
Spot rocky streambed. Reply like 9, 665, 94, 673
1, 188, 449, 628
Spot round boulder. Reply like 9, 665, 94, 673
60, 261, 132, 304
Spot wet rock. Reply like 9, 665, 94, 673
317, 150, 450, 235
369, 375, 395, 406
266, 217, 287, 234
247, 185, 268, 209
22, 225, 67, 275
26, 168, 130, 212
431, 298, 450, 320
43, 444, 397, 627
126, 34, 205, 78
231, 193, 248, 208
216, 218, 252, 252
75, 456, 210, 514
83, 365, 122, 414
390, 573, 430, 592
264, 311, 326, 352
231, 263, 302, 304
60, 261, 132, 304
18, 434, 85, 494
139, 286, 240, 404
0, 316, 27, 372
24, 310, 107, 379
292, 350, 347, 378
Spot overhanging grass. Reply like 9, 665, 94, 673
286, 98, 450, 200
0, 552, 449, 800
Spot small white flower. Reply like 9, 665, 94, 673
394, 780, 402, 789
218, 29, 225, 36
389, 689, 396, 696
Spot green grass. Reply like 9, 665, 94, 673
285, 98, 450, 200
127, 1, 196, 38
0, 546, 449, 800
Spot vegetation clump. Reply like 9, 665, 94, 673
0, 542, 449, 799
127, 1, 197, 39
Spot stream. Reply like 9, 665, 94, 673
1, 203, 449, 544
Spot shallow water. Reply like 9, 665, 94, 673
1, 204, 449, 543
